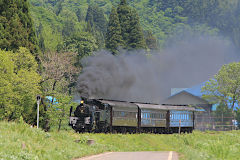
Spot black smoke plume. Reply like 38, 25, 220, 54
77, 36, 239, 103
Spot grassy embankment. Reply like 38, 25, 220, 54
0, 121, 240, 160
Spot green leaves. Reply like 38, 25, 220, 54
0, 0, 39, 54
202, 62, 240, 111
116, 0, 146, 50
63, 32, 98, 60
105, 6, 124, 54
47, 94, 78, 131
0, 48, 41, 121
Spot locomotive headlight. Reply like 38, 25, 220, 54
81, 100, 84, 104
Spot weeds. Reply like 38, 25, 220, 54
0, 121, 240, 160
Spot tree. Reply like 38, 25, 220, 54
47, 94, 77, 131
105, 7, 124, 54
117, 0, 132, 47
117, 0, 146, 50
37, 23, 45, 52
41, 52, 79, 95
236, 109, 240, 128
0, 0, 39, 54
128, 9, 146, 49
85, 5, 108, 49
214, 102, 232, 118
120, 0, 127, 5
145, 30, 158, 50
63, 32, 98, 62
0, 48, 41, 122
202, 62, 240, 113
40, 51, 79, 131
85, 5, 108, 35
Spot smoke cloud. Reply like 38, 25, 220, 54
76, 36, 240, 103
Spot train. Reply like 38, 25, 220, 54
69, 98, 195, 134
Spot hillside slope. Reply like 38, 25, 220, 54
28, 0, 240, 52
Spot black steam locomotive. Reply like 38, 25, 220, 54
69, 98, 195, 133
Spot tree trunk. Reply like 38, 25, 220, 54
52, 80, 57, 92
58, 119, 62, 132
42, 98, 50, 132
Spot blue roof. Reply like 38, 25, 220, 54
182, 82, 238, 111
45, 96, 58, 105
184, 82, 206, 97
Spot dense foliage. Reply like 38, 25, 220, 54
105, 7, 124, 54
1, 0, 240, 130
0, 0, 39, 54
27, 0, 240, 52
202, 62, 240, 127
0, 48, 41, 122
202, 62, 240, 111
106, 1, 146, 54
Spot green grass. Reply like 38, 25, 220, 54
1, 121, 240, 160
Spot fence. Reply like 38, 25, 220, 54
195, 112, 237, 131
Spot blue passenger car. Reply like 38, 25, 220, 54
170, 110, 194, 127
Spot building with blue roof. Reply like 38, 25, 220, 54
164, 81, 239, 112
163, 82, 212, 112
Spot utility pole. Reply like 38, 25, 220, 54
179, 119, 181, 134
36, 95, 41, 129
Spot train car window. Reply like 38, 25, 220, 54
142, 113, 145, 118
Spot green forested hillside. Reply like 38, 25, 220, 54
2, 0, 240, 130
29, 0, 240, 53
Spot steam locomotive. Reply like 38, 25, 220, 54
69, 98, 195, 133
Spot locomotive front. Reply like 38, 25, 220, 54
69, 100, 93, 132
